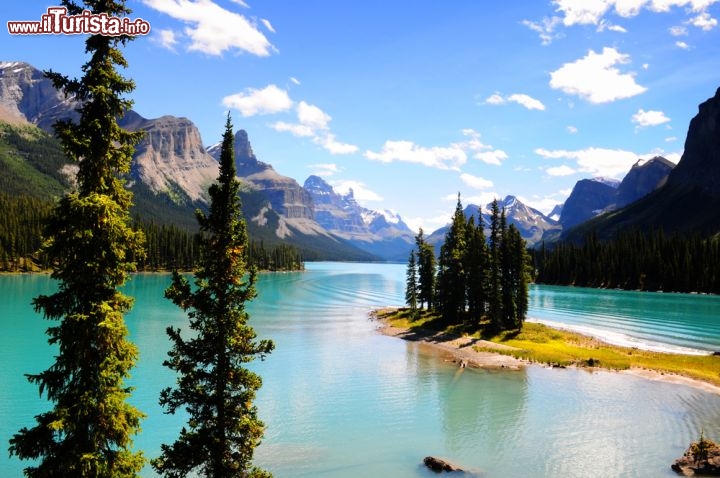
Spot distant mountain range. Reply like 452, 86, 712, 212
2, 60, 719, 260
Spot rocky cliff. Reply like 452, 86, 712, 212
0, 61, 79, 129
667, 87, 720, 196
119, 111, 219, 204
208, 130, 315, 221
615, 156, 674, 208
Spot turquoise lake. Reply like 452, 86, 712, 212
1, 262, 720, 477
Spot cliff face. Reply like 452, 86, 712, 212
667, 87, 720, 196
0, 61, 79, 130
119, 111, 218, 204
615, 156, 674, 208
208, 130, 315, 220
559, 179, 619, 230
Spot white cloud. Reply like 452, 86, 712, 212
330, 180, 383, 202
142, 0, 276, 56
365, 140, 467, 170
596, 19, 628, 32
460, 173, 494, 189
507, 93, 546, 110
521, 16, 563, 45
689, 11, 718, 29
486, 93, 546, 110
665, 136, 678, 142
608, 24, 628, 32
297, 101, 331, 131
308, 163, 340, 177
567, 125, 578, 134
260, 18, 276, 33
546, 165, 578, 176
535, 146, 641, 177
154, 29, 179, 51
473, 150, 509, 166
484, 93, 506, 105
272, 101, 357, 155
365, 129, 508, 170
669, 25, 689, 35
552, 0, 720, 24
518, 190, 572, 215
290, 77, 301, 85
222, 84, 293, 117
315, 134, 358, 155
404, 212, 456, 235
642, 63, 650, 70
549, 47, 647, 103
676, 40, 690, 49
229, 0, 248, 6
632, 109, 671, 127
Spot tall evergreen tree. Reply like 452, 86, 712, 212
9, 1, 146, 475
487, 199, 503, 333
436, 194, 467, 324
415, 228, 436, 310
464, 214, 488, 326
153, 115, 274, 478
405, 250, 418, 313
508, 225, 529, 330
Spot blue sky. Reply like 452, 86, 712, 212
3, 1, 720, 232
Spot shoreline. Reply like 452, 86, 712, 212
371, 308, 720, 396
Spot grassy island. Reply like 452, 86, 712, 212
373, 307, 720, 389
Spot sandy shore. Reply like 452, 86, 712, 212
372, 310, 720, 396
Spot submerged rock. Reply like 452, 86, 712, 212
424, 456, 464, 473
672, 436, 720, 476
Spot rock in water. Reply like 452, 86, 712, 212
671, 437, 720, 476
424, 456, 463, 473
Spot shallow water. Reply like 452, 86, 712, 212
1, 263, 719, 477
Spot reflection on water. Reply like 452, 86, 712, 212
1, 265, 720, 477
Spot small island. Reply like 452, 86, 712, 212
372, 307, 720, 392
672, 432, 720, 476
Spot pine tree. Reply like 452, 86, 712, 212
436, 194, 467, 324
487, 199, 503, 333
153, 115, 274, 478
464, 214, 488, 326
405, 249, 418, 313
415, 228, 436, 310
9, 1, 146, 475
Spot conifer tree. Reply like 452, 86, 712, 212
464, 214, 488, 326
9, 1, 146, 475
487, 199, 503, 333
405, 249, 418, 313
436, 194, 467, 324
153, 115, 274, 478
415, 228, 436, 310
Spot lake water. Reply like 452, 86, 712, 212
1, 263, 719, 477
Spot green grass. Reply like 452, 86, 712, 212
376, 308, 720, 387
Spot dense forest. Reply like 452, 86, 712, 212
0, 193, 303, 272
533, 230, 720, 294
406, 196, 531, 333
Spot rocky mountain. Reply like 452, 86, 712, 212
208, 130, 315, 221
0, 61, 79, 129
559, 178, 620, 230
564, 86, 720, 240
119, 110, 218, 204
615, 156, 674, 208
428, 195, 560, 249
0, 60, 376, 261
303, 174, 415, 260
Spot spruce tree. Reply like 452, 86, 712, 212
153, 115, 274, 478
436, 194, 467, 324
405, 249, 418, 313
415, 228, 436, 310
464, 214, 488, 326
487, 199, 503, 333
9, 1, 146, 475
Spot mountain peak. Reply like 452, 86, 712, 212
666, 85, 720, 196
